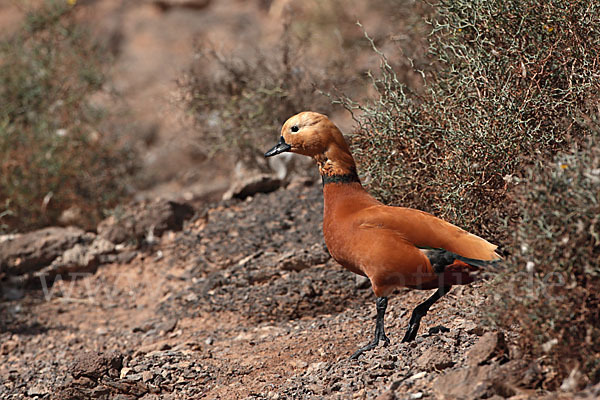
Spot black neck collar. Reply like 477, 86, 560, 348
321, 171, 360, 185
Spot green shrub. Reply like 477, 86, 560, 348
489, 132, 600, 387
341, 0, 600, 242
0, 1, 136, 232
339, 0, 600, 387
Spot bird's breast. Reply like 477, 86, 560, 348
323, 215, 366, 277
321, 182, 379, 277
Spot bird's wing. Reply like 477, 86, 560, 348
355, 205, 500, 261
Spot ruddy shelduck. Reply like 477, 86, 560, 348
265, 111, 501, 359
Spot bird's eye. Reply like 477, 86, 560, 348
291, 125, 299, 133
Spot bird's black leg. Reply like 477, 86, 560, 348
402, 285, 451, 343
350, 297, 390, 359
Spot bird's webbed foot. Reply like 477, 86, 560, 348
350, 297, 389, 359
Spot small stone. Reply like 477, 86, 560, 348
560, 366, 587, 392
142, 370, 154, 383
375, 390, 396, 400
133, 321, 154, 333
133, 364, 146, 373
406, 371, 427, 382
187, 342, 202, 351
428, 325, 450, 335
161, 370, 172, 379
306, 362, 326, 375
276, 245, 330, 272
58, 206, 86, 228
355, 275, 371, 289
127, 373, 143, 381
290, 360, 308, 369
542, 338, 558, 353
96, 327, 108, 335
116, 251, 137, 264
120, 367, 132, 379
1, 339, 18, 355
185, 292, 198, 302
156, 319, 178, 336
27, 384, 49, 396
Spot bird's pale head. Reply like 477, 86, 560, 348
264, 112, 333, 157
265, 111, 357, 177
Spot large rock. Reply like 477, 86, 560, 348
274, 243, 330, 272
34, 236, 116, 278
58, 351, 153, 400
222, 174, 282, 201
0, 227, 85, 275
416, 345, 454, 371
71, 351, 123, 381
467, 331, 509, 366
433, 364, 516, 399
97, 199, 194, 244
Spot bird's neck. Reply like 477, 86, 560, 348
315, 142, 361, 186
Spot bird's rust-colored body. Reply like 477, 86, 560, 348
322, 181, 498, 295
265, 111, 500, 358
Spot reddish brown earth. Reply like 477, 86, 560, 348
2, 183, 599, 399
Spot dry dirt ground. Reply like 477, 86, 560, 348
2, 183, 599, 399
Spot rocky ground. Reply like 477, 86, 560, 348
2, 182, 600, 399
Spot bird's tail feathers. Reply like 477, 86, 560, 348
453, 253, 503, 270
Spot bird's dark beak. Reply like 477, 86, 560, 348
264, 136, 291, 157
